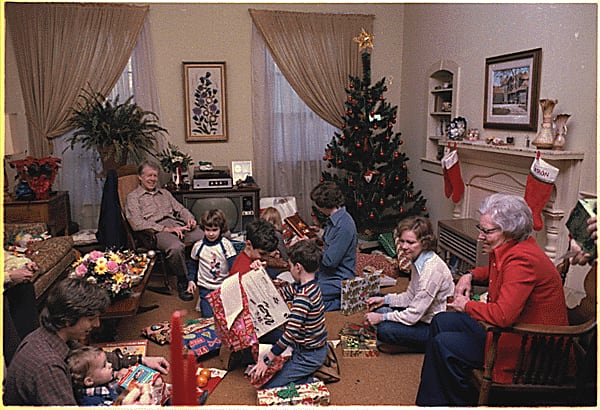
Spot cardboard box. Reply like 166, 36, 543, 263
339, 323, 378, 358
257, 380, 330, 406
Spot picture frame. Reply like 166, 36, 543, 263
483, 48, 542, 131
183, 62, 228, 142
231, 160, 252, 183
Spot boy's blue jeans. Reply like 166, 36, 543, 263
261, 343, 328, 389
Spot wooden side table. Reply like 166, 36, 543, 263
4, 191, 71, 237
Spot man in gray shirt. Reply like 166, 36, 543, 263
126, 160, 203, 301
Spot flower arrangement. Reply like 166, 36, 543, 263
69, 250, 150, 298
9, 156, 62, 200
156, 143, 194, 173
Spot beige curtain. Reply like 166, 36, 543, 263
249, 9, 374, 127
5, 3, 148, 156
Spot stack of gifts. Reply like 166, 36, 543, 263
340, 270, 381, 315
257, 380, 330, 406
339, 322, 378, 358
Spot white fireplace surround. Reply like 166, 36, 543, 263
439, 142, 585, 263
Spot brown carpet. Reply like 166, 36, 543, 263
112, 273, 423, 406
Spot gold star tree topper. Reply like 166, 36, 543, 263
353, 29, 375, 50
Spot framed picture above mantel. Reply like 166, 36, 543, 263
483, 48, 542, 131
183, 62, 228, 142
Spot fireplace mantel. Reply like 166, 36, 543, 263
428, 141, 585, 263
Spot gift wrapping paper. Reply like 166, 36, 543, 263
257, 380, 330, 406
339, 323, 378, 358
340, 271, 380, 315
207, 286, 258, 351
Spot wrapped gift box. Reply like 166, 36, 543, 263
141, 317, 214, 345
183, 327, 222, 359
257, 380, 330, 406
340, 271, 380, 315
339, 323, 378, 358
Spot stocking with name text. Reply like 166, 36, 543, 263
524, 155, 559, 231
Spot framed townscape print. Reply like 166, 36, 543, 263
483, 48, 542, 131
183, 62, 228, 142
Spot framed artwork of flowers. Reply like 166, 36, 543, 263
183, 62, 228, 142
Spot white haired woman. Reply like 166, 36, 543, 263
416, 193, 569, 406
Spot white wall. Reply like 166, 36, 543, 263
399, 3, 597, 226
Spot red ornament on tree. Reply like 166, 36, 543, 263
379, 199, 385, 206
348, 97, 353, 103
379, 95, 384, 100
369, 212, 375, 219
349, 83, 354, 89
348, 152, 353, 157
337, 159, 342, 165
422, 206, 428, 212
399, 139, 404, 145
354, 126, 360, 131
402, 164, 407, 169
399, 207, 405, 214
406, 177, 410, 183
379, 150, 385, 157
368, 99, 373, 104
373, 125, 378, 129
349, 177, 354, 184
408, 193, 413, 199
357, 201, 363, 207
355, 142, 361, 148
395, 175, 400, 181
320, 177, 324, 182
394, 152, 399, 158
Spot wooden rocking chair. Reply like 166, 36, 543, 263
469, 260, 597, 406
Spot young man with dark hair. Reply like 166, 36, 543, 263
4, 278, 169, 405
229, 219, 280, 276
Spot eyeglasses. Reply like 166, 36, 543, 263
475, 224, 501, 235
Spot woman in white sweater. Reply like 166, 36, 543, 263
364, 216, 454, 354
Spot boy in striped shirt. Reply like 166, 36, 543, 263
250, 239, 328, 388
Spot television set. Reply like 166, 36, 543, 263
177, 187, 260, 234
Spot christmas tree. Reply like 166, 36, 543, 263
320, 30, 428, 233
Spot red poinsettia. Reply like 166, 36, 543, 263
10, 156, 61, 200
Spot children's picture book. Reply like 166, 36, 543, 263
93, 339, 148, 356
141, 317, 214, 345
117, 364, 161, 389
240, 267, 291, 337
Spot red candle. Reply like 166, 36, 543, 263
170, 311, 185, 405
185, 352, 197, 404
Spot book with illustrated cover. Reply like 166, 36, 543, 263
566, 199, 597, 259
284, 213, 318, 240
93, 339, 148, 356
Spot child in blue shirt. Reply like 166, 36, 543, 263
187, 209, 237, 317
68, 346, 124, 406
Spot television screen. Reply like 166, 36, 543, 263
189, 197, 240, 233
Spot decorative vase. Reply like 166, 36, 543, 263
552, 113, 571, 150
532, 99, 558, 149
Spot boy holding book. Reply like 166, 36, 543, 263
249, 239, 328, 388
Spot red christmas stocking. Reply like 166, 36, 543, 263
442, 166, 453, 198
442, 150, 464, 203
524, 156, 559, 231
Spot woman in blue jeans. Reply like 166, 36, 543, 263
364, 216, 454, 354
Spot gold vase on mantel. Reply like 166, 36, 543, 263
532, 98, 558, 149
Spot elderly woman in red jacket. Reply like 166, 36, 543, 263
416, 193, 568, 406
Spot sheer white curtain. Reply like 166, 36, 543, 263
53, 17, 164, 230
252, 27, 337, 221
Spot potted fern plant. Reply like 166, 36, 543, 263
65, 87, 167, 173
